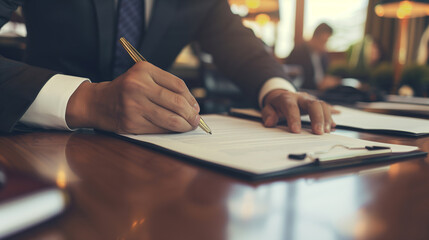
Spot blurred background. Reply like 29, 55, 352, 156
2, 0, 429, 113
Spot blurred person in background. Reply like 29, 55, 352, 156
285, 23, 338, 90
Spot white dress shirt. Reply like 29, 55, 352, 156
19, 0, 295, 130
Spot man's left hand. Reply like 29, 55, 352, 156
261, 89, 337, 135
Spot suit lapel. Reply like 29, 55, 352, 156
92, 0, 115, 81
140, 0, 179, 60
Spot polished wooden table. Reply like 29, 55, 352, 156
1, 124, 429, 240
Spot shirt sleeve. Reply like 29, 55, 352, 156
19, 74, 90, 130
258, 77, 296, 108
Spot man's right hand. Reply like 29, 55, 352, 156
65, 62, 201, 134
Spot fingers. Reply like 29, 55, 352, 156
263, 90, 334, 135
144, 62, 200, 112
145, 85, 200, 129
126, 62, 200, 129
141, 100, 199, 133
322, 102, 336, 129
277, 97, 301, 133
305, 99, 325, 134
117, 97, 198, 134
94, 62, 203, 134
298, 97, 336, 134
136, 120, 170, 134
331, 106, 341, 114
261, 104, 279, 127
119, 112, 171, 134
263, 90, 301, 133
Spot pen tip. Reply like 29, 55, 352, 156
209, 132, 212, 135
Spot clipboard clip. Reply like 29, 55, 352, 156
288, 145, 391, 161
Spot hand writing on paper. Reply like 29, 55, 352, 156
261, 89, 338, 135
65, 62, 201, 134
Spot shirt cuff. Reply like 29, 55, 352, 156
258, 77, 296, 108
19, 74, 90, 130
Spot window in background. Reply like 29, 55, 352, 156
229, 0, 292, 58
242, 18, 277, 48
276, 0, 296, 58
230, 1, 279, 47
304, 0, 369, 52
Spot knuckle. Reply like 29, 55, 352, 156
128, 62, 151, 77
307, 99, 321, 106
174, 78, 187, 92
128, 64, 140, 73
147, 107, 160, 121
155, 86, 164, 98
300, 92, 309, 97
120, 75, 139, 92
134, 61, 149, 71
322, 102, 331, 110
166, 115, 184, 132
279, 93, 296, 103
173, 95, 186, 108
300, 92, 313, 99
283, 97, 298, 108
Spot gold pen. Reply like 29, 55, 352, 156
119, 37, 212, 134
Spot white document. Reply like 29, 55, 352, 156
232, 106, 429, 136
356, 102, 429, 116
303, 106, 429, 135
121, 115, 418, 175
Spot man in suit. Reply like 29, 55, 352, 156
0, 0, 335, 135
285, 23, 334, 90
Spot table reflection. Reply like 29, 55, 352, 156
0, 130, 428, 240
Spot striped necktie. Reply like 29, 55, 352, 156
113, 0, 144, 78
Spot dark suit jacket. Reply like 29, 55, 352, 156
0, 0, 288, 133
285, 42, 329, 90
